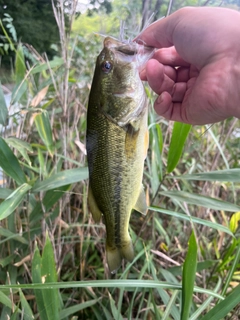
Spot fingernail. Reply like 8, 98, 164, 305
157, 93, 164, 104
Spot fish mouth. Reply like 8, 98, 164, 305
113, 88, 135, 99
104, 36, 155, 70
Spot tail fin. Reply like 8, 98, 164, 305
106, 241, 134, 274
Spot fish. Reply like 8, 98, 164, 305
86, 36, 154, 273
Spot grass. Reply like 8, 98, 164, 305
0, 1, 240, 319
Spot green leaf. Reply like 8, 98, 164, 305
37, 147, 47, 177
6, 137, 33, 166
0, 183, 31, 221
221, 243, 240, 296
0, 188, 12, 199
34, 111, 54, 155
167, 122, 191, 173
190, 278, 222, 320
0, 280, 224, 300
30, 185, 70, 225
32, 167, 89, 192
159, 190, 240, 212
30, 57, 64, 75
169, 260, 217, 277
32, 245, 49, 320
181, 231, 197, 320
201, 284, 240, 320
19, 289, 34, 320
0, 254, 15, 268
12, 44, 27, 104
41, 233, 60, 320
0, 136, 27, 185
149, 116, 163, 183
0, 226, 28, 245
0, 82, 8, 125
229, 212, 240, 233
149, 207, 234, 237
0, 291, 15, 309
14, 44, 26, 85
168, 169, 240, 182
59, 299, 100, 319
108, 293, 124, 320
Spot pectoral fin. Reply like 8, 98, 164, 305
133, 185, 148, 215
88, 184, 102, 223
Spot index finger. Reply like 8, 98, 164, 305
134, 15, 177, 48
152, 47, 190, 67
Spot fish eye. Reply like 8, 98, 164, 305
101, 61, 112, 73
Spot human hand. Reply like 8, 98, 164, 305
135, 7, 240, 125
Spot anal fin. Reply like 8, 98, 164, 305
133, 185, 148, 215
88, 184, 102, 223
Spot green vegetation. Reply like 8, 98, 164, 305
0, 0, 240, 319
0, 0, 60, 61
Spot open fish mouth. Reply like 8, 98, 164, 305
104, 37, 155, 71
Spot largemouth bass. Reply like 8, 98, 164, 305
86, 37, 154, 273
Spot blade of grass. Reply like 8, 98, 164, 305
32, 244, 48, 320
14, 44, 26, 86
34, 110, 54, 156
181, 231, 197, 320
108, 293, 124, 320
159, 190, 240, 212
0, 188, 12, 199
6, 137, 33, 166
0, 183, 31, 220
19, 288, 34, 320
221, 242, 240, 296
59, 299, 101, 319
11, 44, 27, 104
30, 185, 70, 225
167, 122, 191, 173
229, 211, 240, 233
161, 290, 179, 320
168, 168, 240, 182
0, 227, 28, 245
0, 280, 224, 300
0, 291, 16, 310
149, 207, 234, 237
32, 167, 88, 192
201, 283, 240, 320
169, 260, 217, 277
208, 126, 229, 169
0, 82, 8, 125
0, 137, 27, 185
189, 277, 222, 320
30, 57, 64, 74
41, 233, 60, 320
150, 259, 180, 320
148, 111, 163, 182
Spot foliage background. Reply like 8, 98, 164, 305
0, 0, 240, 319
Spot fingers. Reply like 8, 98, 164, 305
154, 92, 184, 122
144, 59, 176, 94
153, 76, 213, 125
141, 59, 191, 100
134, 14, 178, 48
152, 47, 189, 67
